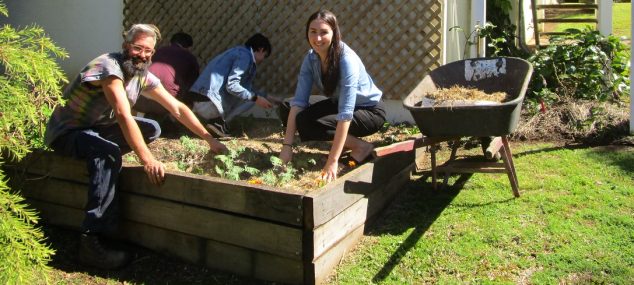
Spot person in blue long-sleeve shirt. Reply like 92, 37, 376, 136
188, 33, 280, 138
279, 10, 387, 183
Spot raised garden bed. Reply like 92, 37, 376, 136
5, 120, 424, 285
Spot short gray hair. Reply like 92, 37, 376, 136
123, 24, 161, 43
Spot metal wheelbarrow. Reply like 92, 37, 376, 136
377, 57, 533, 197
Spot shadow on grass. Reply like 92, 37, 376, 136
512, 143, 587, 158
363, 174, 469, 283
364, 171, 520, 283
42, 226, 272, 285
585, 145, 634, 174
512, 143, 634, 174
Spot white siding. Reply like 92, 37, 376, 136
1, 0, 124, 79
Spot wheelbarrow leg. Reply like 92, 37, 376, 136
442, 140, 461, 188
500, 136, 520, 197
430, 143, 438, 190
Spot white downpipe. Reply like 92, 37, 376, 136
631, 1, 633, 134
597, 0, 613, 36
470, 0, 486, 58
442, 0, 448, 64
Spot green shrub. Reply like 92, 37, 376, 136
0, 168, 55, 284
0, 1, 68, 283
527, 27, 630, 107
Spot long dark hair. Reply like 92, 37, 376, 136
306, 10, 342, 96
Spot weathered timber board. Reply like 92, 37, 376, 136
8, 151, 304, 226
11, 175, 87, 209
121, 193, 303, 259
120, 167, 304, 226
26, 199, 84, 228
8, 150, 89, 183
310, 225, 366, 285
24, 199, 303, 283
304, 150, 414, 229
15, 175, 304, 259
311, 160, 414, 259
122, 220, 205, 264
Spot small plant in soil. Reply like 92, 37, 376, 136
123, 118, 420, 191
213, 142, 260, 180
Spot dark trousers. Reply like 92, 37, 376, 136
279, 98, 387, 141
49, 117, 161, 234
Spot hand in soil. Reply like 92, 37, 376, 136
321, 161, 338, 183
207, 139, 228, 154
279, 145, 293, 164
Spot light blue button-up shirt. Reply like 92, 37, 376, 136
291, 42, 382, 121
190, 45, 257, 116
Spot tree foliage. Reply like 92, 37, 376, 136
0, 1, 68, 283
0, 3, 68, 158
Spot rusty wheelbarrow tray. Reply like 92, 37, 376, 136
397, 57, 533, 197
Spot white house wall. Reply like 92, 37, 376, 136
444, 0, 471, 63
0, 0, 124, 79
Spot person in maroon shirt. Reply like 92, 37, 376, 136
134, 32, 200, 120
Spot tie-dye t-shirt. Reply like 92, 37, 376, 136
44, 52, 160, 146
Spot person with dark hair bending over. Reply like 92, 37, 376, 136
189, 33, 281, 138
279, 9, 387, 183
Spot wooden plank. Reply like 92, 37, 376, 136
312, 156, 415, 261
537, 18, 597, 24
5, 151, 88, 184
312, 197, 369, 259
306, 149, 416, 229
313, 155, 415, 260
25, 199, 84, 229
119, 166, 304, 227
28, 198, 303, 284
484, 137, 503, 160
205, 239, 254, 277
120, 193, 303, 259
254, 251, 303, 285
373, 139, 417, 157
205, 238, 304, 284
122, 221, 205, 264
437, 161, 506, 173
9, 151, 304, 227
310, 225, 365, 285
372, 136, 454, 157
16, 175, 87, 209
536, 4, 597, 9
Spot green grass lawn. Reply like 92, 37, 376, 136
329, 143, 634, 284
612, 3, 631, 39
554, 3, 631, 39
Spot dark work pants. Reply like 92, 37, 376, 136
279, 98, 387, 141
50, 117, 161, 234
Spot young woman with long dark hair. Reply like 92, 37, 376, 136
279, 9, 386, 183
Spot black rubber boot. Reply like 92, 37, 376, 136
78, 233, 130, 270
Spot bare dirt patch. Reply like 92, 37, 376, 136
513, 99, 633, 146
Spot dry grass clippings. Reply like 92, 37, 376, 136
421, 85, 510, 107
